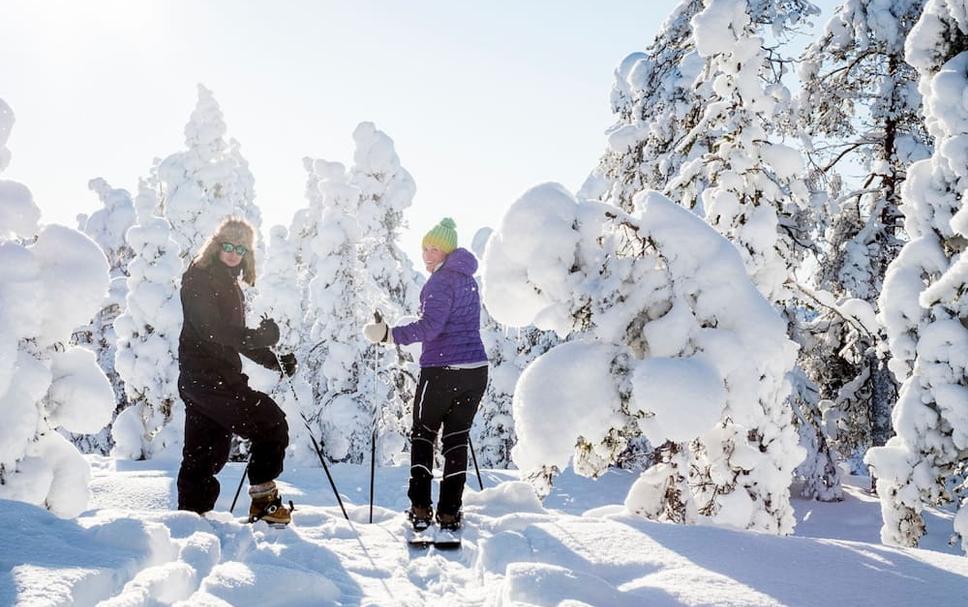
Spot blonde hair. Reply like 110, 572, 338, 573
195, 217, 257, 286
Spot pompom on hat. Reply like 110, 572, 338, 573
422, 217, 458, 254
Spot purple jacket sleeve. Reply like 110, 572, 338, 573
391, 274, 454, 345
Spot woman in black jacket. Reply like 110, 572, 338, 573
177, 218, 297, 525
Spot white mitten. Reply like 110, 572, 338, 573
363, 321, 393, 344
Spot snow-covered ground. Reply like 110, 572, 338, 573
3, 459, 966, 607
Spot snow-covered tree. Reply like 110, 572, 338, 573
865, 0, 968, 554
484, 183, 803, 534
157, 84, 261, 261
69, 178, 137, 454
0, 98, 115, 518
796, 0, 931, 477
349, 122, 424, 463
581, 0, 709, 212
246, 224, 315, 464
78, 178, 138, 273
350, 122, 423, 316
791, 289, 885, 499
111, 180, 184, 461
289, 158, 327, 287
668, 0, 817, 302
589, 15, 819, 272
585, 1, 818, 482
799, 0, 929, 293
251, 225, 305, 365
300, 158, 378, 463
291, 124, 425, 465
471, 227, 558, 468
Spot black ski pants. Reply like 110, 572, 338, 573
177, 373, 289, 514
408, 365, 488, 516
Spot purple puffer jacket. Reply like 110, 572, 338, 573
392, 248, 487, 368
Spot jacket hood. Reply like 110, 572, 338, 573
441, 248, 478, 276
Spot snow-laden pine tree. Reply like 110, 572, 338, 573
0, 98, 115, 517
111, 180, 185, 461
290, 158, 327, 286
640, 0, 833, 502
350, 122, 423, 316
796, 0, 931, 479
484, 183, 803, 533
300, 158, 379, 463
585, 1, 818, 481
246, 224, 315, 464
284, 159, 332, 457
157, 84, 261, 261
865, 0, 968, 554
581, 0, 710, 212
800, 0, 929, 302
669, 0, 817, 302
69, 178, 137, 454
349, 122, 424, 463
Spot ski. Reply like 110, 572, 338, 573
433, 527, 461, 550
405, 526, 435, 548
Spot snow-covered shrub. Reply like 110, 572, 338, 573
484, 183, 803, 533
866, 0, 968, 554
112, 180, 184, 460
0, 97, 114, 517
472, 227, 558, 468
70, 178, 137, 454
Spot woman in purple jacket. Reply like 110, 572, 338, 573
363, 218, 488, 533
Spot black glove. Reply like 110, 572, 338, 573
242, 317, 280, 349
279, 352, 297, 377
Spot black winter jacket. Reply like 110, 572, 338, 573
178, 261, 279, 385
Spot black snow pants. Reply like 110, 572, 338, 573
408, 365, 488, 516
176, 373, 289, 514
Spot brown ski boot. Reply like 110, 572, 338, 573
248, 481, 293, 527
407, 504, 433, 532
436, 510, 462, 531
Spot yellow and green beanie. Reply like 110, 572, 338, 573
422, 217, 458, 253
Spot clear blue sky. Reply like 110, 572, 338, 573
0, 0, 838, 258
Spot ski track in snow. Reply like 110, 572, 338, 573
2, 459, 967, 606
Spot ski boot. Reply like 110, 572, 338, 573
405, 505, 434, 547
434, 510, 462, 549
248, 481, 294, 527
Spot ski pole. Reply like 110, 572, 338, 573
229, 456, 251, 514
300, 414, 350, 521
369, 309, 383, 524
468, 436, 484, 491
272, 348, 350, 522
369, 428, 377, 524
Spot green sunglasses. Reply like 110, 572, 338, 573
220, 242, 248, 256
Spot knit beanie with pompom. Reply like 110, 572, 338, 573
422, 217, 458, 253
